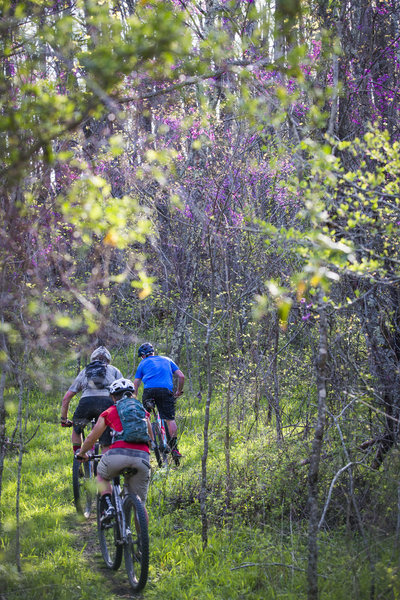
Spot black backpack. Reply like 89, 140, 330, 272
85, 360, 107, 389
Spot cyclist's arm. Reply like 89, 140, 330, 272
61, 390, 75, 422
77, 416, 107, 457
174, 370, 185, 397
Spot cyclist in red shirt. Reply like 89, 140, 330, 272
76, 378, 153, 523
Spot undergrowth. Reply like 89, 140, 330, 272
1, 387, 400, 599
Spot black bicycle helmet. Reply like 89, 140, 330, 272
138, 342, 154, 358
109, 378, 135, 396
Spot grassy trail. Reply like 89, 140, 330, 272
70, 516, 133, 599
2, 397, 400, 599
0, 413, 300, 600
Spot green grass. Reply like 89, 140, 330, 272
1, 391, 400, 599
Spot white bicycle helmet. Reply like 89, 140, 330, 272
109, 378, 135, 395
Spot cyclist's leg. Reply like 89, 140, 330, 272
97, 495, 122, 570
71, 428, 83, 450
78, 395, 113, 452
156, 389, 181, 456
97, 474, 113, 495
164, 420, 181, 464
96, 454, 115, 521
98, 429, 112, 454
71, 400, 89, 453
125, 456, 151, 515
95, 396, 113, 452
98, 450, 150, 519
165, 419, 177, 437
143, 388, 169, 461
97, 451, 150, 493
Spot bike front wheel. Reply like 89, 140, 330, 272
72, 458, 94, 518
123, 494, 149, 592
97, 494, 123, 570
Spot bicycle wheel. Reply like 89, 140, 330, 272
72, 457, 94, 518
97, 494, 123, 570
151, 422, 167, 468
123, 494, 149, 592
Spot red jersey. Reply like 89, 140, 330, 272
100, 404, 150, 453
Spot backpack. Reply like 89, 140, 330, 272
113, 395, 149, 443
85, 360, 107, 389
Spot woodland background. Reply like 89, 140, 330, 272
1, 0, 400, 598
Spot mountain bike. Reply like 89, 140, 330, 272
145, 398, 180, 467
68, 418, 99, 518
88, 456, 149, 592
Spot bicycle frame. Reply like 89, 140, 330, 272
145, 400, 180, 467
89, 459, 133, 545
154, 409, 169, 453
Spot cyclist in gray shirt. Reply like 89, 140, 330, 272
60, 346, 123, 454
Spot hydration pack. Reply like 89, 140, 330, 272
113, 395, 149, 443
85, 360, 107, 389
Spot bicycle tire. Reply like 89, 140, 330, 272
123, 494, 149, 592
97, 493, 123, 570
151, 421, 167, 467
72, 457, 94, 518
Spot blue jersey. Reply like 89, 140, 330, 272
135, 355, 179, 391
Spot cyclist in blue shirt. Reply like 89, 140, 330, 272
133, 343, 184, 459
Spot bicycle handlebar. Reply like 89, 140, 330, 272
74, 452, 102, 461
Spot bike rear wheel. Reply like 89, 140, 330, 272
97, 494, 123, 570
151, 422, 168, 468
72, 458, 94, 518
123, 493, 149, 592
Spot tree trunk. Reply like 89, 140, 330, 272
307, 291, 328, 600
200, 319, 213, 550
200, 243, 215, 550
272, 314, 283, 442
0, 362, 7, 523
15, 374, 25, 573
224, 256, 232, 503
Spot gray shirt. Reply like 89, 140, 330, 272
69, 364, 123, 398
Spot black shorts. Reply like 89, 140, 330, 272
73, 396, 113, 446
142, 388, 176, 421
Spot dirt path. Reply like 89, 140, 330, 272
71, 515, 143, 599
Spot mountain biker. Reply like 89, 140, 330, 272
60, 346, 123, 455
133, 342, 184, 459
75, 378, 152, 523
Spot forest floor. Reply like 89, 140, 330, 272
2, 396, 400, 599
70, 516, 133, 599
